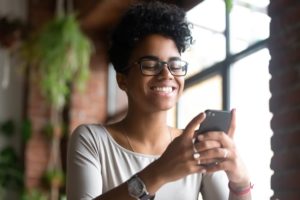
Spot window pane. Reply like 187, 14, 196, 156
237, 0, 269, 8
184, 0, 226, 77
178, 75, 222, 129
230, 1, 270, 54
182, 28, 225, 78
230, 48, 273, 199
187, 0, 225, 32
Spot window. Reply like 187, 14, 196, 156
230, 49, 272, 199
178, 0, 272, 199
183, 0, 226, 78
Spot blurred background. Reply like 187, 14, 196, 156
0, 0, 299, 199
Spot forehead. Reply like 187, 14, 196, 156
129, 34, 180, 61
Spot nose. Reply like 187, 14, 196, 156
158, 63, 173, 79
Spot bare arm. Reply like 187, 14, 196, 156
69, 113, 209, 200
93, 161, 164, 200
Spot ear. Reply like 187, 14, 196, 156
116, 73, 128, 92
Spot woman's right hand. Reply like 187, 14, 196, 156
138, 112, 223, 195
150, 112, 213, 184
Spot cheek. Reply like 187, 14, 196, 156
178, 78, 185, 93
178, 81, 185, 100
128, 75, 150, 94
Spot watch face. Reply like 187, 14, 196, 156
128, 177, 145, 197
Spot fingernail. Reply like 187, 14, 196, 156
198, 135, 204, 140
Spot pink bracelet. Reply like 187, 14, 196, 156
228, 182, 253, 196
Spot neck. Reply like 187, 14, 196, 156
117, 108, 172, 154
122, 108, 169, 139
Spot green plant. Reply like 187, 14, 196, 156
0, 119, 15, 137
0, 147, 23, 189
225, 0, 233, 12
43, 169, 65, 188
0, 120, 24, 199
21, 189, 48, 200
22, 14, 92, 111
21, 8, 92, 200
21, 118, 32, 143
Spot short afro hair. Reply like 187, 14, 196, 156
109, 1, 193, 74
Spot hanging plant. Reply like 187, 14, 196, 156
22, 14, 92, 111
20, 0, 93, 199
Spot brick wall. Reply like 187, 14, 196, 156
69, 48, 108, 132
268, 1, 300, 199
25, 0, 53, 189
25, 81, 50, 188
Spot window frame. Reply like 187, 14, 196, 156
183, 1, 269, 111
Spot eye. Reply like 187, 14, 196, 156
141, 60, 158, 70
169, 60, 185, 71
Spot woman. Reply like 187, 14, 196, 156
67, 1, 252, 200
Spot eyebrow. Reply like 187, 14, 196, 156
138, 55, 182, 61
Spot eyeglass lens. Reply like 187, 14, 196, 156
140, 59, 187, 76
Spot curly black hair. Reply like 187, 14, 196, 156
109, 1, 193, 74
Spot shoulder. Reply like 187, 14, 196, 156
70, 124, 108, 149
72, 124, 106, 137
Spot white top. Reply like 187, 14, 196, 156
67, 124, 229, 200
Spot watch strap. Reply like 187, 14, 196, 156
140, 193, 155, 200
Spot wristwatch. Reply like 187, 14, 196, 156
127, 174, 155, 200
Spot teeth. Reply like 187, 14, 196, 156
153, 87, 173, 93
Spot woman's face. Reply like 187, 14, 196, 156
118, 34, 185, 113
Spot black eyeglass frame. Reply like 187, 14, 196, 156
133, 57, 188, 76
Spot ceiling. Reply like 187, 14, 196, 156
76, 0, 204, 33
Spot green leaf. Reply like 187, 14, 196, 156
225, 0, 233, 13
21, 119, 32, 142
0, 120, 15, 137
21, 13, 92, 110
0, 147, 23, 189
21, 189, 47, 200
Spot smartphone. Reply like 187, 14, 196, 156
196, 109, 232, 167
197, 109, 232, 135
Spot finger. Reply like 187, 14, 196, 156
198, 147, 230, 162
192, 152, 201, 166
197, 131, 233, 148
183, 112, 206, 138
194, 140, 222, 151
193, 164, 207, 174
227, 108, 236, 138
201, 160, 227, 173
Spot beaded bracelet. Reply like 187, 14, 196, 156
228, 182, 253, 196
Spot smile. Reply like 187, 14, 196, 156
151, 86, 174, 93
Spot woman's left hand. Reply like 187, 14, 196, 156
196, 109, 250, 185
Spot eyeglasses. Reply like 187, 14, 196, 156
135, 57, 188, 76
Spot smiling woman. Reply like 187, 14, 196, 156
66, 1, 252, 200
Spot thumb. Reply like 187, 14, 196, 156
227, 108, 236, 138
183, 112, 206, 139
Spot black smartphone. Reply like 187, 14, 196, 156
197, 109, 232, 135
196, 109, 232, 167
